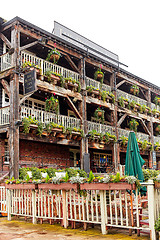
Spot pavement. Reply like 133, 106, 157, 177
0, 217, 150, 240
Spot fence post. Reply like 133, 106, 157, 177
7, 189, 11, 221
32, 189, 37, 224
147, 179, 156, 240
100, 190, 107, 234
62, 190, 68, 228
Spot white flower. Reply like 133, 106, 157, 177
125, 176, 137, 184
51, 176, 62, 184
27, 171, 32, 178
156, 174, 160, 182
70, 176, 84, 184
100, 174, 110, 183
41, 172, 48, 178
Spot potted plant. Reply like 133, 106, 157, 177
155, 125, 160, 134
45, 96, 59, 114
128, 119, 139, 132
130, 85, 139, 96
154, 96, 160, 106
94, 65, 104, 84
46, 43, 61, 64
94, 107, 105, 123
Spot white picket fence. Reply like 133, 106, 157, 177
0, 180, 159, 239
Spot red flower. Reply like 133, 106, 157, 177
53, 93, 56, 96
54, 43, 56, 48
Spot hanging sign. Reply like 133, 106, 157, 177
24, 70, 37, 95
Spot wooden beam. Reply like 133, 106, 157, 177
0, 79, 10, 98
140, 88, 148, 101
19, 92, 34, 105
140, 119, 151, 135
116, 79, 126, 89
20, 41, 39, 51
0, 33, 11, 48
117, 113, 127, 127
64, 54, 80, 73
66, 96, 82, 121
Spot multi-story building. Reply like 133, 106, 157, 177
0, 16, 160, 178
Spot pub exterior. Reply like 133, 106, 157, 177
0, 16, 160, 178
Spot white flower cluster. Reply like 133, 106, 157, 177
32, 179, 42, 184
156, 174, 160, 182
99, 174, 110, 183
51, 176, 62, 184
125, 176, 137, 184
70, 176, 85, 184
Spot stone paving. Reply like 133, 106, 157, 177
0, 217, 150, 240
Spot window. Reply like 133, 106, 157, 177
4, 140, 9, 164
69, 149, 80, 168
92, 152, 112, 173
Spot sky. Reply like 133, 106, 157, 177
1, 0, 160, 87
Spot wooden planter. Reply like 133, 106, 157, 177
38, 182, 79, 190
6, 183, 38, 190
80, 182, 135, 191
155, 182, 160, 189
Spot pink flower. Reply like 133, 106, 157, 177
53, 93, 56, 96
100, 64, 102, 69
54, 43, 56, 48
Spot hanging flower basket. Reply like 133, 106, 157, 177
46, 44, 61, 64
45, 96, 59, 114
94, 67, 104, 84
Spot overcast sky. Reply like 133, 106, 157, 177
1, 0, 160, 87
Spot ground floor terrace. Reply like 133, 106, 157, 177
0, 137, 159, 174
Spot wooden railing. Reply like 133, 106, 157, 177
118, 128, 150, 142
1, 181, 157, 239
0, 107, 10, 125
117, 89, 148, 106
21, 106, 81, 129
0, 52, 12, 72
21, 51, 80, 81
87, 121, 114, 135
85, 76, 111, 92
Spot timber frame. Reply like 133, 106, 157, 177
1, 16, 160, 177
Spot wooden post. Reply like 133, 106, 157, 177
147, 88, 154, 168
62, 190, 68, 228
110, 71, 119, 172
32, 189, 37, 224
9, 23, 20, 179
79, 57, 88, 170
7, 189, 11, 221
100, 190, 107, 234
147, 180, 156, 240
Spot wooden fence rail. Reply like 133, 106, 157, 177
0, 181, 158, 239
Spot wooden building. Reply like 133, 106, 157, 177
0, 16, 160, 178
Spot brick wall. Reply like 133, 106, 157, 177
19, 140, 73, 169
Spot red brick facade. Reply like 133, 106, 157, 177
19, 140, 73, 169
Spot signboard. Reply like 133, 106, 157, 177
153, 151, 157, 169
54, 22, 119, 67
24, 70, 37, 95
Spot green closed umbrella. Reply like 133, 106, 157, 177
125, 131, 146, 195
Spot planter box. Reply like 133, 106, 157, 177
80, 182, 135, 191
155, 182, 160, 189
38, 182, 79, 190
5, 183, 38, 190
